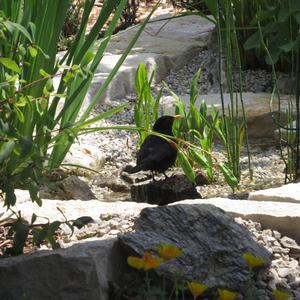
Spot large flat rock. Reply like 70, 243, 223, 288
0, 238, 126, 300
85, 15, 214, 105
248, 182, 300, 203
161, 93, 295, 138
176, 198, 300, 243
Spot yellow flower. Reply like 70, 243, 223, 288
242, 252, 268, 269
156, 243, 182, 261
127, 256, 145, 270
143, 251, 162, 270
273, 289, 292, 300
218, 289, 237, 300
127, 251, 161, 271
187, 281, 208, 298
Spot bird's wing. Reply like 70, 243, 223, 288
137, 135, 174, 165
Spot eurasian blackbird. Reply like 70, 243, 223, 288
124, 115, 181, 179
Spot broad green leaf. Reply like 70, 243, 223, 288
177, 150, 196, 183
4, 184, 16, 207
0, 57, 21, 74
219, 163, 238, 190
12, 221, 30, 255
244, 31, 261, 50
189, 149, 210, 169
0, 140, 15, 164
279, 41, 297, 52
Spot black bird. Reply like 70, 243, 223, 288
124, 115, 181, 180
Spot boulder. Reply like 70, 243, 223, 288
39, 175, 97, 200
0, 239, 127, 300
119, 204, 271, 292
130, 174, 201, 205
63, 143, 106, 174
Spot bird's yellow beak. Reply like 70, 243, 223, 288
174, 115, 182, 121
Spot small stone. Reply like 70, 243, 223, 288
267, 279, 276, 290
277, 267, 291, 278
109, 229, 119, 235
262, 229, 272, 236
100, 213, 112, 221
97, 228, 110, 236
109, 220, 119, 229
273, 230, 281, 239
280, 236, 300, 255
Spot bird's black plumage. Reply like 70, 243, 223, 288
124, 115, 179, 178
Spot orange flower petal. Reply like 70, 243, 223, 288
218, 289, 237, 300
273, 289, 292, 300
127, 256, 145, 270
156, 243, 182, 261
242, 252, 268, 269
143, 251, 161, 270
187, 281, 208, 297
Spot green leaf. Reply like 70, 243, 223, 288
190, 68, 201, 105
39, 68, 50, 77
278, 8, 291, 22
0, 57, 21, 74
31, 213, 37, 225
0, 140, 15, 164
12, 221, 30, 255
28, 182, 42, 206
177, 150, 196, 183
72, 216, 94, 229
81, 50, 95, 67
203, 0, 218, 19
4, 184, 17, 207
244, 31, 261, 50
279, 41, 297, 52
28, 46, 38, 57
219, 163, 238, 190
3, 20, 33, 43
14, 105, 25, 123
189, 149, 210, 169
293, 12, 300, 23
19, 136, 33, 157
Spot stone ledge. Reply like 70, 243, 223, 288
175, 198, 300, 243
248, 182, 300, 204
86, 15, 215, 105
161, 93, 295, 138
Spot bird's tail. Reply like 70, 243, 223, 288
123, 164, 144, 174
